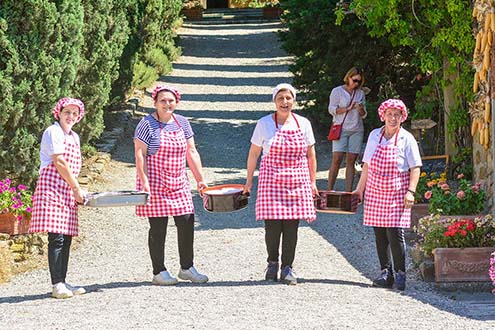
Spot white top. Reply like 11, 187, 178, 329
39, 122, 80, 171
251, 113, 316, 155
328, 85, 367, 132
362, 127, 422, 172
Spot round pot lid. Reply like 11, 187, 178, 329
202, 184, 244, 196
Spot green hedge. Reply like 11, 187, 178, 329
0, 0, 182, 187
279, 0, 424, 135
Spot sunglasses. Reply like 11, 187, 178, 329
352, 78, 362, 84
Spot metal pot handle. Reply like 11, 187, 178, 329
235, 192, 250, 202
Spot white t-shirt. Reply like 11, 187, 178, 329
328, 85, 367, 132
39, 122, 80, 171
251, 113, 315, 155
362, 127, 422, 172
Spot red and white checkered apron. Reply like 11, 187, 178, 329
256, 114, 316, 222
363, 128, 411, 228
29, 134, 81, 236
136, 115, 194, 217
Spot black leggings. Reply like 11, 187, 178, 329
373, 227, 406, 272
265, 220, 300, 268
148, 214, 195, 275
48, 233, 72, 285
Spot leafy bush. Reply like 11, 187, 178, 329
279, 0, 422, 136
0, 0, 183, 188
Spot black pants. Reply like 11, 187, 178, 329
48, 232, 73, 285
148, 214, 194, 275
265, 220, 300, 268
373, 227, 406, 272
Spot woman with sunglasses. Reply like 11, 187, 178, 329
327, 67, 367, 191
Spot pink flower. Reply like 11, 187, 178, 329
427, 181, 435, 188
424, 191, 432, 200
456, 190, 465, 199
440, 183, 450, 190
17, 184, 26, 191
457, 173, 464, 179
9, 187, 16, 193
471, 185, 479, 192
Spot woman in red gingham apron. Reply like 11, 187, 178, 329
29, 97, 87, 299
136, 115, 194, 218
244, 83, 317, 285
134, 85, 208, 286
354, 99, 422, 291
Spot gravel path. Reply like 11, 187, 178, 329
0, 22, 494, 330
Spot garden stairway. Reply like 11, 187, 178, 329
201, 8, 274, 24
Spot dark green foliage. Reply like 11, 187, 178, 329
75, 0, 131, 143
112, 0, 182, 98
280, 0, 426, 135
0, 0, 183, 188
0, 0, 84, 187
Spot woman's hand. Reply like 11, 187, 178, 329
243, 181, 252, 195
197, 181, 207, 196
311, 183, 318, 197
404, 190, 415, 209
73, 186, 85, 204
352, 189, 363, 204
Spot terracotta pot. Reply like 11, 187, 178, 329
433, 247, 495, 282
0, 213, 31, 235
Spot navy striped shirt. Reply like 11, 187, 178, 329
134, 114, 194, 156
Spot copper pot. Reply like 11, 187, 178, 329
202, 184, 249, 213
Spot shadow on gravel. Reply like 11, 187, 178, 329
298, 278, 371, 288
0, 281, 154, 304
180, 34, 284, 59
0, 293, 51, 304
173, 63, 288, 73
158, 75, 289, 87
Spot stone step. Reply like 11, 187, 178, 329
199, 8, 277, 24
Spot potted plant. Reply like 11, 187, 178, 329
410, 171, 446, 230
182, 0, 204, 21
423, 173, 486, 216
263, 0, 282, 19
0, 178, 33, 235
414, 214, 495, 282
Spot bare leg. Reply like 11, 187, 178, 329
345, 153, 359, 192
328, 152, 344, 190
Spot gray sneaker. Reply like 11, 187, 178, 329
152, 270, 178, 285
65, 283, 86, 295
178, 266, 209, 283
280, 266, 297, 285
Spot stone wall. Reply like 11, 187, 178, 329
0, 233, 47, 283
473, 141, 494, 214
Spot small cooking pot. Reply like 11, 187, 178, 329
202, 184, 249, 213
315, 190, 359, 214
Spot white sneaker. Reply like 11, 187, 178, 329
52, 282, 74, 299
152, 270, 178, 285
65, 283, 86, 295
178, 266, 208, 283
